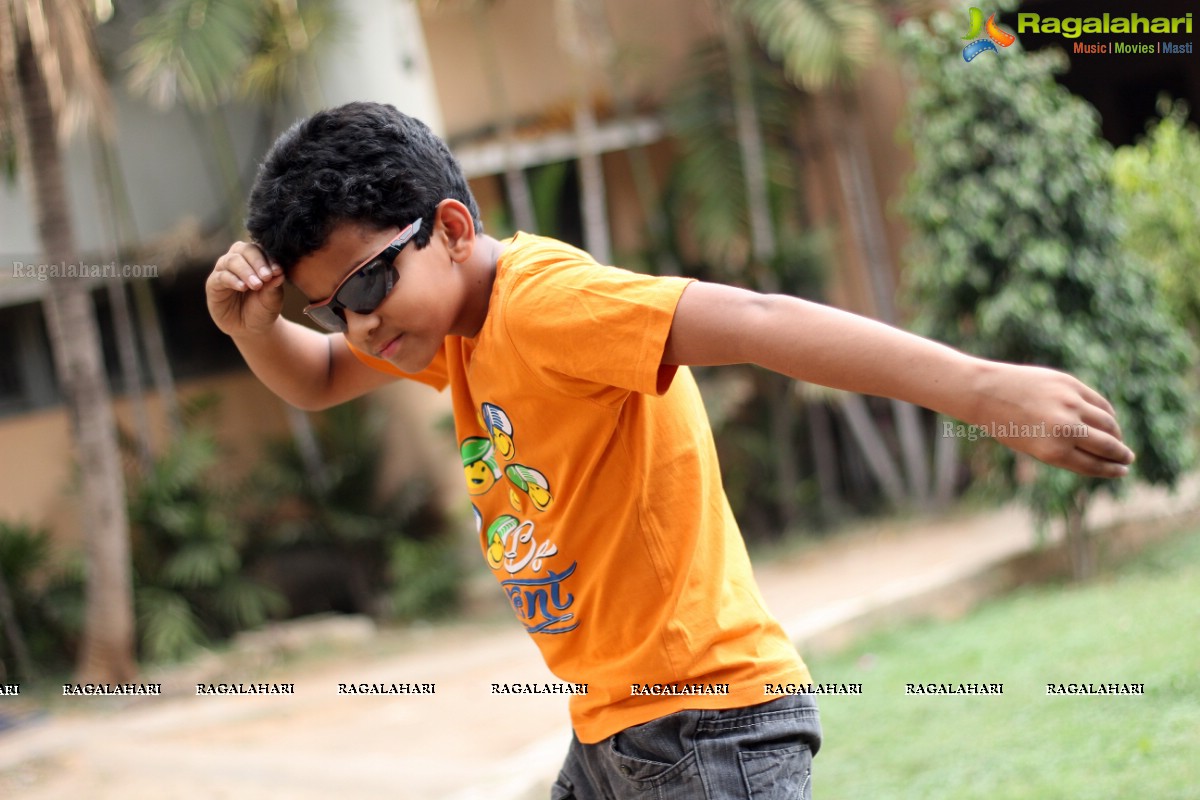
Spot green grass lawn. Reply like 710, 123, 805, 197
805, 524, 1200, 800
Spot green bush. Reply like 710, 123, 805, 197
1112, 100, 1200, 340
899, 13, 1195, 549
128, 423, 285, 662
0, 521, 84, 679
247, 399, 461, 622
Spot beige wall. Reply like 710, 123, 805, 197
0, 367, 465, 555
421, 0, 721, 140
0, 372, 291, 551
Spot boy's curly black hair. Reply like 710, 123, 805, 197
246, 101, 482, 272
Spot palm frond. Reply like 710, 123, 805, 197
161, 541, 239, 589
210, 576, 286, 630
125, 0, 256, 111
137, 586, 207, 661
734, 0, 882, 91
239, 0, 344, 106
665, 40, 814, 278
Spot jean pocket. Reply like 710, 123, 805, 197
607, 714, 702, 791
550, 777, 575, 800
738, 744, 812, 800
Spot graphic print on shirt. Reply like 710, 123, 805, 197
505, 464, 554, 512
461, 437, 501, 495
482, 402, 516, 461
461, 402, 578, 635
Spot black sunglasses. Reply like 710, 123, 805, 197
303, 219, 422, 333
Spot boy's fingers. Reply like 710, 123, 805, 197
1065, 448, 1131, 479
1076, 427, 1135, 466
213, 266, 249, 292
220, 243, 276, 288
1079, 403, 1122, 442
1076, 381, 1117, 419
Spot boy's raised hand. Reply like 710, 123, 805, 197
206, 241, 287, 337
970, 362, 1134, 479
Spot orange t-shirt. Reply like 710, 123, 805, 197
349, 233, 810, 742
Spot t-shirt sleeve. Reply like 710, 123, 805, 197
345, 339, 450, 391
501, 248, 694, 397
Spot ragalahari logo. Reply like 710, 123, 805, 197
962, 7, 1015, 61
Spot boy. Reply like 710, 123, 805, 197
206, 102, 1133, 799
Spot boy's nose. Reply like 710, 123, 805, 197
343, 308, 379, 340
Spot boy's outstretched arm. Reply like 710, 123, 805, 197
662, 282, 1135, 479
206, 241, 398, 411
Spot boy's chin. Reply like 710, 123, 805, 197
386, 340, 438, 374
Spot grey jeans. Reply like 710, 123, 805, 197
551, 695, 821, 799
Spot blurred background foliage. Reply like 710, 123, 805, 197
0, 521, 85, 681
244, 398, 460, 625
899, 12, 1196, 576
126, 398, 286, 663
3, 0, 1199, 682
1112, 99, 1200, 342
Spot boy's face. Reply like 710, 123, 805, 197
290, 217, 471, 373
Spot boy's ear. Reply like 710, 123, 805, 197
434, 199, 476, 261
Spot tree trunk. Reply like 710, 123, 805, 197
106, 280, 152, 471
1065, 489, 1093, 581
720, 9, 776, 267
765, 373, 800, 534
585, 2, 677, 275
573, 98, 611, 263
16, 36, 137, 683
131, 279, 182, 439
286, 404, 328, 493
91, 136, 151, 471
932, 416, 960, 508
824, 92, 931, 505
0, 562, 33, 681
837, 393, 907, 507
807, 399, 844, 520
95, 133, 182, 439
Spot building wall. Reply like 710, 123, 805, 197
420, 0, 721, 140
0, 372, 290, 547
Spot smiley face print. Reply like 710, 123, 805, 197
460, 437, 501, 496
482, 403, 516, 461
505, 464, 553, 512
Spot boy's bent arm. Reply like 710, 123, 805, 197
231, 323, 398, 411
208, 240, 397, 410
662, 281, 1134, 478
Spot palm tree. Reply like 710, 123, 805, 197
0, 0, 137, 682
